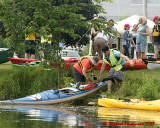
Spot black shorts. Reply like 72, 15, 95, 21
25, 40, 36, 54
112, 44, 117, 48
72, 67, 86, 83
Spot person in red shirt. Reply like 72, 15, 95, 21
73, 56, 99, 85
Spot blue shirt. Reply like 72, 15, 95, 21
103, 50, 126, 65
123, 30, 131, 48
136, 24, 148, 44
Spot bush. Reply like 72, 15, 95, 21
137, 74, 159, 100
0, 67, 74, 100
118, 72, 160, 100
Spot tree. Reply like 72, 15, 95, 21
0, 0, 113, 88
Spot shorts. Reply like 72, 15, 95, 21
107, 68, 124, 82
94, 37, 108, 56
72, 67, 86, 83
136, 42, 147, 52
25, 40, 36, 54
112, 44, 117, 48
154, 42, 160, 52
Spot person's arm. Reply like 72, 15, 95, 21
150, 30, 154, 46
99, 62, 106, 81
91, 28, 98, 36
138, 26, 149, 36
119, 53, 134, 67
109, 38, 112, 49
82, 67, 90, 81
132, 23, 139, 31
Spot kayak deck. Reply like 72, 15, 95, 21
98, 98, 160, 111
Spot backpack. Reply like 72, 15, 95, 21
153, 25, 160, 36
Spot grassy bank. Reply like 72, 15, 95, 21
0, 62, 160, 104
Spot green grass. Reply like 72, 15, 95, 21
0, 62, 160, 102
94, 69, 160, 100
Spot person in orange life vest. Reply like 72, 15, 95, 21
72, 56, 99, 85
98, 46, 134, 93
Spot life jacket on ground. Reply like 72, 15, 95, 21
103, 49, 123, 71
78, 56, 94, 73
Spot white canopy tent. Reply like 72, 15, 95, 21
114, 15, 155, 33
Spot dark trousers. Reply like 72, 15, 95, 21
131, 47, 134, 59
123, 45, 129, 57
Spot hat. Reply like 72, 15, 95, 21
124, 24, 132, 28
102, 45, 109, 53
90, 56, 99, 66
152, 16, 158, 21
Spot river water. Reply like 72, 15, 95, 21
0, 105, 159, 128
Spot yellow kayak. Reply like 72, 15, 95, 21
98, 98, 160, 111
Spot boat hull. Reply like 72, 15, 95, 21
0, 81, 107, 105
0, 48, 14, 64
98, 98, 160, 111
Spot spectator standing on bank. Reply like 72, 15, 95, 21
131, 24, 138, 59
25, 22, 36, 59
122, 24, 133, 57
108, 19, 118, 49
92, 16, 108, 60
150, 16, 160, 59
132, 16, 149, 59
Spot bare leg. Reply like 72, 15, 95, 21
25, 53, 29, 58
154, 51, 159, 59
114, 79, 119, 92
107, 80, 112, 93
31, 54, 35, 59
137, 52, 141, 59
142, 52, 146, 58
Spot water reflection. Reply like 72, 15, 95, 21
0, 105, 160, 127
0, 105, 107, 128
98, 107, 160, 127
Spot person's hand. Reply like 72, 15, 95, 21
129, 60, 134, 67
87, 78, 92, 84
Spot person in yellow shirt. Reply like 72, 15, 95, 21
25, 26, 36, 59
41, 34, 52, 59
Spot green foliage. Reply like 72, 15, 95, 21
0, 36, 7, 47
137, 74, 159, 100
116, 71, 160, 100
63, 77, 75, 87
0, 0, 112, 47
0, 64, 74, 100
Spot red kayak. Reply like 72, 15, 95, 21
10, 57, 157, 71
9, 57, 78, 71
49, 59, 78, 71
94, 59, 148, 70
9, 57, 38, 64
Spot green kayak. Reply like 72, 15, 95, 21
0, 48, 14, 64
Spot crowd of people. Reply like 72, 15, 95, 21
73, 15, 160, 93
25, 15, 160, 93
